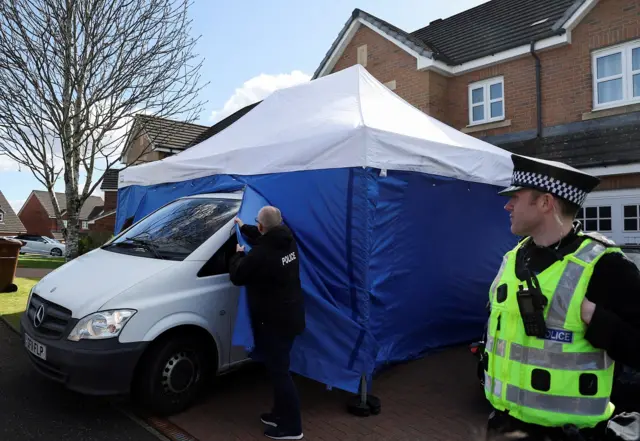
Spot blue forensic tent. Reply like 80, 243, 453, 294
117, 64, 519, 394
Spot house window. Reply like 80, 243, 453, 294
62, 220, 68, 228
576, 206, 612, 232
468, 76, 505, 125
592, 40, 640, 109
82, 221, 88, 230
0, 211, 4, 223
624, 205, 640, 231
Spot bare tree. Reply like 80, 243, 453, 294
0, 0, 207, 258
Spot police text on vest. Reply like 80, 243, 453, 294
282, 252, 296, 266
543, 328, 573, 344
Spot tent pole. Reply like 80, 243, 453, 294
346, 373, 381, 417
360, 374, 367, 406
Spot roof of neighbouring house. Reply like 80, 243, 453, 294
410, 0, 580, 64
88, 209, 116, 223
0, 191, 26, 235
131, 114, 209, 153
314, 0, 587, 77
32, 191, 104, 221
100, 168, 121, 191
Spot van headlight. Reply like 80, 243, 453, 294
67, 310, 136, 341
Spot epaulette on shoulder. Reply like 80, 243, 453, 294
581, 231, 617, 247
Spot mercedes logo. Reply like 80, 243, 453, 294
33, 305, 45, 328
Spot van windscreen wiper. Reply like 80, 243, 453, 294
124, 237, 165, 260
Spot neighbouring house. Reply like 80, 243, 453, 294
314, 0, 640, 244
0, 191, 26, 237
18, 191, 104, 241
105, 105, 262, 234
88, 168, 120, 235
120, 114, 210, 166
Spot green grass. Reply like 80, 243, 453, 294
0, 277, 38, 331
18, 255, 65, 269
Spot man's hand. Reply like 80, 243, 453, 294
581, 298, 596, 325
234, 217, 244, 227
236, 244, 245, 253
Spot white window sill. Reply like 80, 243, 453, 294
584, 102, 640, 120
461, 119, 511, 134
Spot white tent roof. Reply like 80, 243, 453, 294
119, 64, 514, 189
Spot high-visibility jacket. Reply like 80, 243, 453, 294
485, 233, 620, 428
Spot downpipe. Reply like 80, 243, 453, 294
531, 41, 542, 138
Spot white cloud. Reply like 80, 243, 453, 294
209, 71, 311, 124
0, 155, 20, 172
9, 199, 25, 212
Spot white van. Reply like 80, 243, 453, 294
19, 192, 253, 415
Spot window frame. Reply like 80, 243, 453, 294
623, 204, 640, 232
576, 205, 612, 233
468, 76, 505, 126
592, 39, 640, 110
0, 210, 4, 223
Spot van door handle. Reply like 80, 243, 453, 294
220, 310, 226, 316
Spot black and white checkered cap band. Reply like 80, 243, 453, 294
512, 170, 588, 206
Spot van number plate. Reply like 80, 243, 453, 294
25, 333, 47, 360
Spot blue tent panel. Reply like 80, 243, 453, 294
115, 167, 517, 394
367, 170, 516, 366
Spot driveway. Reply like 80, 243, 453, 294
169, 345, 492, 440
0, 320, 162, 441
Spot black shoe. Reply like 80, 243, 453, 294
260, 413, 279, 427
264, 426, 303, 440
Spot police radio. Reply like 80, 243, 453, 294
516, 270, 548, 338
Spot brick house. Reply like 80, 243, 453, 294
120, 114, 210, 166
315, 0, 640, 244
18, 191, 103, 241
0, 190, 26, 237
102, 106, 261, 234
93, 114, 210, 235
88, 168, 120, 234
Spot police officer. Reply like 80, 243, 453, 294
484, 154, 640, 441
229, 206, 305, 440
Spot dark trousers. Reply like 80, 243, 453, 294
254, 328, 302, 433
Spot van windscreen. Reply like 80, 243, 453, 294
104, 197, 241, 260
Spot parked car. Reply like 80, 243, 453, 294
13, 234, 66, 257
20, 192, 251, 416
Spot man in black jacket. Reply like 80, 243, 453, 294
229, 206, 305, 440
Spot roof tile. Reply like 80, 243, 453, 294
32, 191, 104, 221
100, 168, 121, 191
0, 191, 26, 234
410, 0, 581, 64
134, 114, 209, 152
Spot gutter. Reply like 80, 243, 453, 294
530, 41, 542, 138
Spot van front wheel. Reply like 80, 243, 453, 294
134, 333, 214, 416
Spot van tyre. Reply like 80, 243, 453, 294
133, 333, 214, 416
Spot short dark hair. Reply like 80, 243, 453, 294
556, 197, 581, 219
529, 190, 580, 219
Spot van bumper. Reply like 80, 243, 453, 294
20, 313, 149, 396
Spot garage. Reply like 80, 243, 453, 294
580, 188, 640, 245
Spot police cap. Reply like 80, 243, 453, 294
498, 154, 600, 207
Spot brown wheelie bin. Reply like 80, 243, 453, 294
0, 237, 24, 293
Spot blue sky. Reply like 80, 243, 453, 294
0, 0, 488, 212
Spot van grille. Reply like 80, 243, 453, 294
27, 293, 72, 339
